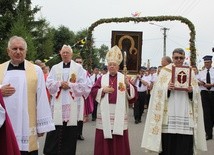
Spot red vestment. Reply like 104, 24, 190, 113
0, 92, 20, 155
91, 74, 137, 155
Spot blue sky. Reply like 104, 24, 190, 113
32, 0, 214, 68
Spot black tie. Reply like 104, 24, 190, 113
138, 76, 142, 87
95, 75, 97, 82
206, 69, 211, 90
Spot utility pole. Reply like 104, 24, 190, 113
150, 23, 170, 56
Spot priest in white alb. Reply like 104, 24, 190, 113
43, 45, 91, 155
0, 36, 55, 155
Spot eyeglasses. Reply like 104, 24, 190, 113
173, 56, 185, 60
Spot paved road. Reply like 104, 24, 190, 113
39, 108, 214, 155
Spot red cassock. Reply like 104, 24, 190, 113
0, 92, 20, 155
84, 94, 94, 115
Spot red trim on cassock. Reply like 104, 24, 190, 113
56, 88, 74, 100
56, 87, 62, 99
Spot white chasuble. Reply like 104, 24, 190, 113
141, 63, 207, 154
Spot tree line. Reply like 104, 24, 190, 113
0, 0, 108, 70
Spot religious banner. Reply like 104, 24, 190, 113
171, 65, 192, 91
111, 31, 142, 74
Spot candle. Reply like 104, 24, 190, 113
124, 51, 127, 66
123, 51, 128, 75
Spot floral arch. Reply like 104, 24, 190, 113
85, 16, 196, 68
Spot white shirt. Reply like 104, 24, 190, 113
134, 75, 150, 92
198, 67, 214, 91
90, 73, 101, 85
150, 73, 158, 83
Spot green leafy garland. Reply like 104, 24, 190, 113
85, 16, 196, 67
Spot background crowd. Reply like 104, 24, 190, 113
0, 36, 213, 155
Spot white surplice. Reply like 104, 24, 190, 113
46, 61, 91, 126
77, 70, 93, 121
0, 62, 55, 151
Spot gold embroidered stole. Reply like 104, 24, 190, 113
0, 60, 38, 151
54, 61, 78, 126
141, 64, 172, 152
25, 61, 38, 151
99, 72, 127, 138
141, 64, 207, 153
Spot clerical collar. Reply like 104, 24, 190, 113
63, 62, 71, 68
7, 61, 25, 70
109, 73, 117, 77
